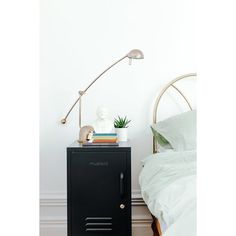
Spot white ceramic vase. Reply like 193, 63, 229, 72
116, 128, 128, 142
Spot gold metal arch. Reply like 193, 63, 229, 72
152, 73, 197, 153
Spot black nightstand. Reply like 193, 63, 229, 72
67, 141, 131, 236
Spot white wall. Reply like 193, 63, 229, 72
40, 0, 195, 234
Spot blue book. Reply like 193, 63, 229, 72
93, 133, 117, 136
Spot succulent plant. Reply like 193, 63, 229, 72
114, 116, 131, 128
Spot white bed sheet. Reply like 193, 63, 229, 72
139, 150, 196, 236
164, 204, 196, 236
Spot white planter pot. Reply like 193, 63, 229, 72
116, 128, 128, 142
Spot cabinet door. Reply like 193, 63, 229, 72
68, 150, 131, 236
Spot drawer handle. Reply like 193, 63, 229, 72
120, 172, 124, 198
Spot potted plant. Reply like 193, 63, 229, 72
114, 116, 131, 142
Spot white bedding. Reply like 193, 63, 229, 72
139, 150, 196, 236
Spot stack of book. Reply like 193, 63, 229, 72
83, 133, 118, 146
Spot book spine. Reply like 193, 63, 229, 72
93, 137, 117, 140
93, 139, 117, 143
93, 133, 117, 136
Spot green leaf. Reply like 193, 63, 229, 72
113, 115, 131, 128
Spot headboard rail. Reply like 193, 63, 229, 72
152, 73, 197, 153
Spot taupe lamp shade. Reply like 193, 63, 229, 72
127, 49, 144, 59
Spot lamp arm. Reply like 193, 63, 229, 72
83, 55, 127, 94
61, 54, 128, 124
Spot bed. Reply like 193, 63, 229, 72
139, 73, 196, 236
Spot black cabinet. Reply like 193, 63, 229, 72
67, 142, 131, 236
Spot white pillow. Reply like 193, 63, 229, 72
155, 110, 196, 151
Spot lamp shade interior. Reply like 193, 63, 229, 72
127, 49, 144, 59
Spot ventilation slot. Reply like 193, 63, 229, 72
85, 217, 113, 232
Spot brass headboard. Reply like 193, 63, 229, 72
152, 73, 197, 153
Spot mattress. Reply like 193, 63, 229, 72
139, 150, 196, 236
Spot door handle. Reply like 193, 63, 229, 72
120, 172, 124, 198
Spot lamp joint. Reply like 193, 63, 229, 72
79, 90, 85, 96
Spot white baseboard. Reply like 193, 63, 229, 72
40, 191, 153, 236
